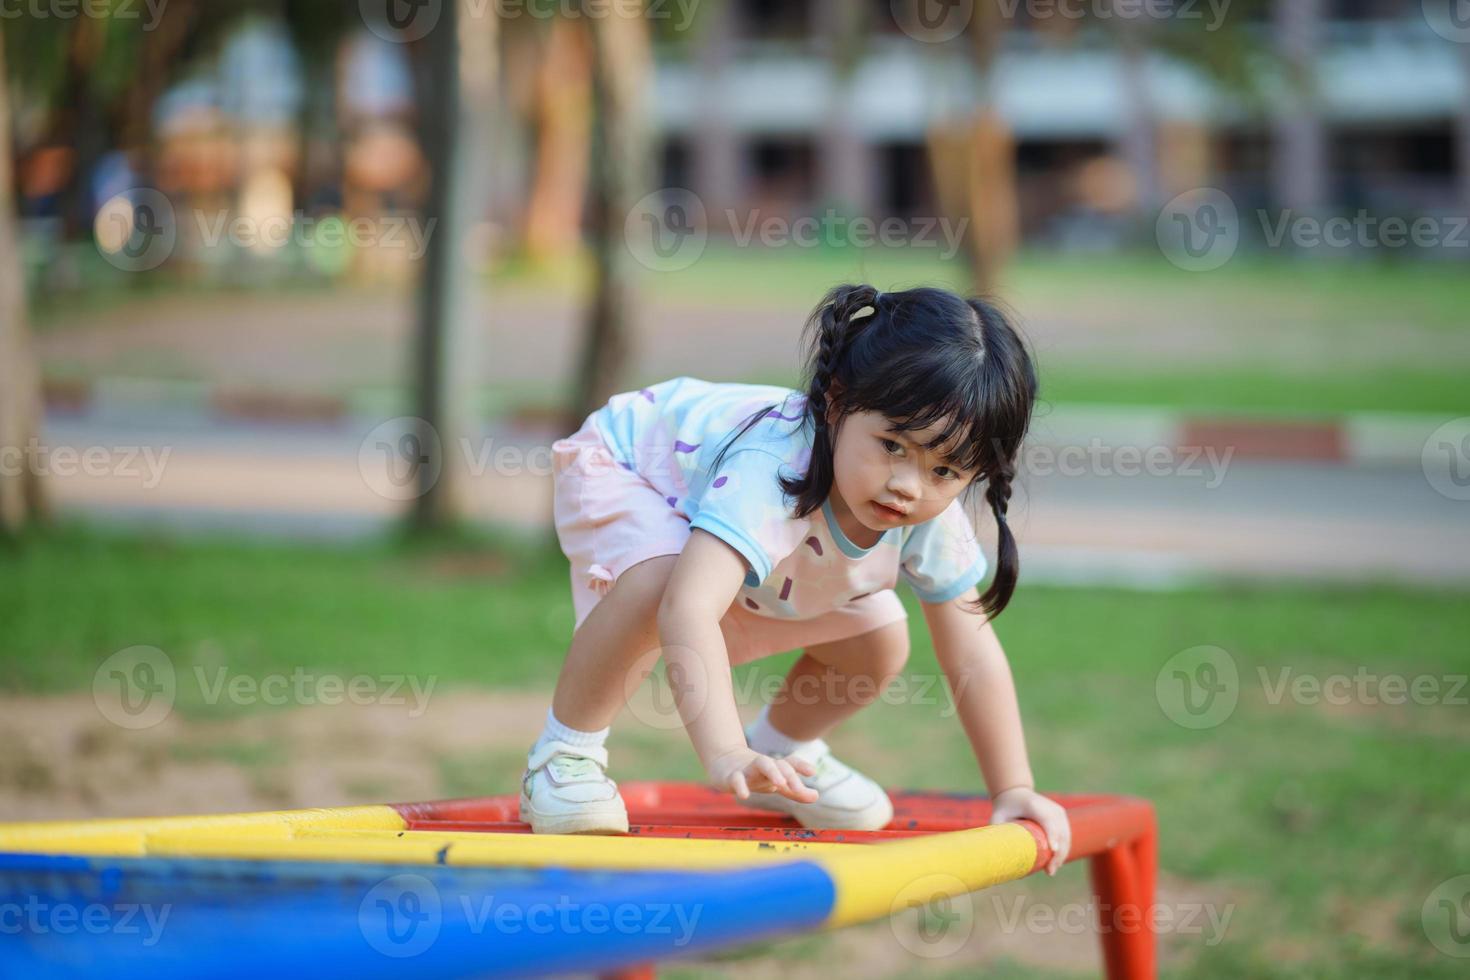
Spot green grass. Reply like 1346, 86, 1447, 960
0, 523, 574, 705
1038, 364, 1469, 418
0, 524, 1466, 976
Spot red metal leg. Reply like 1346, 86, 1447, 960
1088, 815, 1158, 980
599, 965, 656, 980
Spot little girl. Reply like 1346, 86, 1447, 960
522, 283, 1071, 874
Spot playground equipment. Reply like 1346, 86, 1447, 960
0, 783, 1156, 978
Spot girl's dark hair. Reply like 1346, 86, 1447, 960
710, 283, 1038, 620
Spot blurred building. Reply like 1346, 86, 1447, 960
652, 0, 1470, 249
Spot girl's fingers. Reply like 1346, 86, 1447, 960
790, 757, 817, 777
755, 757, 788, 794
779, 761, 818, 801
730, 770, 749, 800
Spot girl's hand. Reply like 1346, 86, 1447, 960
708, 747, 819, 804
990, 787, 1072, 876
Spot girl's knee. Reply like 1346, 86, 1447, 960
874, 629, 911, 677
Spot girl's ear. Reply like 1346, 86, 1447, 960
823, 380, 845, 426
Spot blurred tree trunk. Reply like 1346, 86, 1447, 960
1459, 42, 1470, 221
570, 0, 651, 429
816, 0, 873, 216
926, 5, 1017, 292
1115, 16, 1161, 218
44, 16, 104, 239
47, 0, 202, 241
1271, 0, 1325, 213
0, 30, 48, 533
412, 0, 498, 530
523, 18, 592, 264
115, 0, 201, 152
693, 0, 742, 221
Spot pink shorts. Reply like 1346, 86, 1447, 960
551, 415, 908, 666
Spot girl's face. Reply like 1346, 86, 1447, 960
826, 402, 978, 536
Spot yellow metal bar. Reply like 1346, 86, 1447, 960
0, 805, 407, 856
811, 822, 1038, 927
145, 828, 837, 869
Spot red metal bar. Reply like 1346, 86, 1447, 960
390, 785, 1158, 979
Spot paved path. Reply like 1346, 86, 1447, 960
40, 412, 1470, 588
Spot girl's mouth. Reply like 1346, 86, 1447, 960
872, 501, 906, 521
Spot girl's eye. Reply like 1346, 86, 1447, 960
934, 466, 958, 480
880, 438, 902, 455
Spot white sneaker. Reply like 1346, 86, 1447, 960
736, 737, 894, 831
518, 739, 630, 835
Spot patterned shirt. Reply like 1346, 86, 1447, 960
592, 376, 988, 619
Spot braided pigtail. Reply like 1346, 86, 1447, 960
978, 458, 1020, 619
788, 283, 883, 517
704, 284, 880, 506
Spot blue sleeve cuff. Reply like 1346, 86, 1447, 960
907, 555, 988, 604
689, 512, 772, 585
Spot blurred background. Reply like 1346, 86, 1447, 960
1, 1, 1467, 977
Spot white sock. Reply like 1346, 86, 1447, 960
745, 703, 817, 757
534, 706, 609, 752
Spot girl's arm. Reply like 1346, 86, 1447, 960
657, 529, 818, 803
921, 587, 1073, 875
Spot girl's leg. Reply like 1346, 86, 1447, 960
549, 554, 680, 732
763, 619, 911, 742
